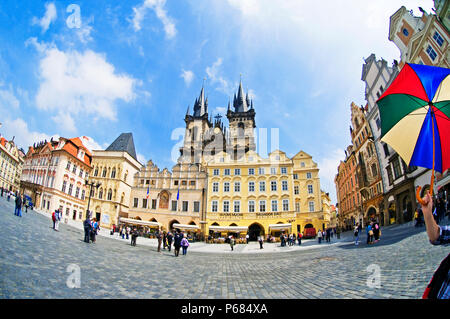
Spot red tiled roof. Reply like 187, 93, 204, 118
62, 137, 92, 167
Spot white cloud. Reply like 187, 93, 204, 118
81, 136, 103, 152
131, 0, 176, 39
137, 153, 146, 164
1, 118, 59, 151
206, 58, 235, 96
213, 106, 227, 115
34, 45, 136, 125
180, 69, 194, 86
32, 2, 57, 33
51, 112, 77, 133
0, 87, 20, 109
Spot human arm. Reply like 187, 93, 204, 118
422, 192, 449, 245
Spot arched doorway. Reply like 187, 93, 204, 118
248, 223, 264, 241
402, 196, 413, 222
169, 220, 180, 231
366, 207, 377, 222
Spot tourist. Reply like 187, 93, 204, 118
14, 193, 22, 217
91, 218, 99, 243
163, 231, 167, 250
317, 229, 322, 244
157, 231, 162, 252
181, 234, 190, 255
420, 192, 450, 299
174, 230, 182, 256
258, 236, 263, 249
126, 226, 130, 240
83, 217, 92, 243
246, 233, 249, 244
131, 227, 138, 246
326, 228, 331, 243
373, 222, 380, 242
167, 232, 173, 252
229, 235, 235, 251
354, 223, 360, 245
297, 233, 302, 245
366, 222, 373, 245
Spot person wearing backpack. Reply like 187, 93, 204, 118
229, 235, 235, 251
181, 234, 190, 255
91, 218, 99, 243
83, 216, 92, 243
54, 208, 61, 231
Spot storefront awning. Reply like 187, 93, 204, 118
172, 223, 199, 230
209, 226, 248, 232
119, 217, 161, 227
268, 223, 292, 230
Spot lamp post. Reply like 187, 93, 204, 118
85, 180, 101, 219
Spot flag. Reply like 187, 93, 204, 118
146, 186, 149, 199
177, 188, 179, 201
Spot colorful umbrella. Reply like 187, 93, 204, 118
377, 63, 450, 205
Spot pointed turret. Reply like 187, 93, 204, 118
193, 86, 207, 117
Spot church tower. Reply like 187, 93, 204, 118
226, 80, 256, 158
179, 86, 212, 164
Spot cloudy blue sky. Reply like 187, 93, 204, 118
0, 0, 435, 203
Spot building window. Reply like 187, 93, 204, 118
281, 167, 287, 174
371, 164, 378, 178
213, 169, 219, 176
171, 200, 177, 211
259, 200, 266, 212
224, 169, 230, 176
426, 45, 437, 61
248, 168, 255, 175
66, 162, 71, 170
234, 182, 240, 192
111, 168, 116, 179
224, 182, 230, 192
386, 166, 393, 185
234, 201, 240, 213
306, 172, 312, 179
307, 184, 313, 194
270, 167, 276, 175
383, 143, 390, 157
283, 199, 289, 211
212, 201, 218, 212
375, 117, 381, 130
282, 180, 288, 191
98, 188, 103, 199
248, 181, 255, 192
259, 181, 266, 192
72, 165, 77, 174
212, 182, 219, 192
248, 200, 255, 212
271, 200, 278, 212
433, 31, 444, 46
194, 201, 200, 213
142, 198, 147, 208
81, 190, 85, 200
79, 169, 84, 178
189, 180, 196, 187
295, 202, 300, 212
271, 181, 277, 191
234, 168, 241, 176
182, 201, 189, 212
301, 162, 305, 167
393, 157, 402, 179
133, 198, 138, 208
402, 28, 409, 36
107, 189, 112, 201
309, 201, 315, 212
68, 184, 73, 196
294, 185, 299, 195
174, 180, 179, 186
102, 169, 107, 178
75, 187, 80, 198
223, 201, 229, 213
152, 199, 157, 209
293, 173, 298, 180
258, 167, 265, 175
62, 180, 67, 193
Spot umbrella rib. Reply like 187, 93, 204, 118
403, 93, 429, 111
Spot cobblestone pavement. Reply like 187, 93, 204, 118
0, 196, 449, 299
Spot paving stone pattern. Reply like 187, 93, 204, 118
0, 196, 448, 299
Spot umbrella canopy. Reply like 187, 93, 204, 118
377, 63, 450, 174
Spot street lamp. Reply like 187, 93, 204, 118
85, 180, 101, 219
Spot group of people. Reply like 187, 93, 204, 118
156, 230, 190, 256
83, 216, 100, 243
280, 233, 303, 246
317, 228, 335, 244
353, 221, 381, 245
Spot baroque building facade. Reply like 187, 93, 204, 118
20, 137, 92, 221
0, 136, 24, 193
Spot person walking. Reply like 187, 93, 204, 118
420, 192, 450, 299
373, 222, 380, 242
157, 231, 162, 252
354, 223, 360, 245
258, 236, 263, 249
366, 222, 373, 245
246, 233, 249, 244
163, 231, 167, 250
326, 228, 331, 243
174, 231, 182, 256
229, 235, 235, 251
126, 227, 130, 240
181, 234, 190, 255
91, 218, 99, 243
317, 229, 322, 244
167, 232, 173, 252
298, 233, 302, 245
131, 227, 138, 246
83, 217, 92, 243
14, 194, 22, 217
